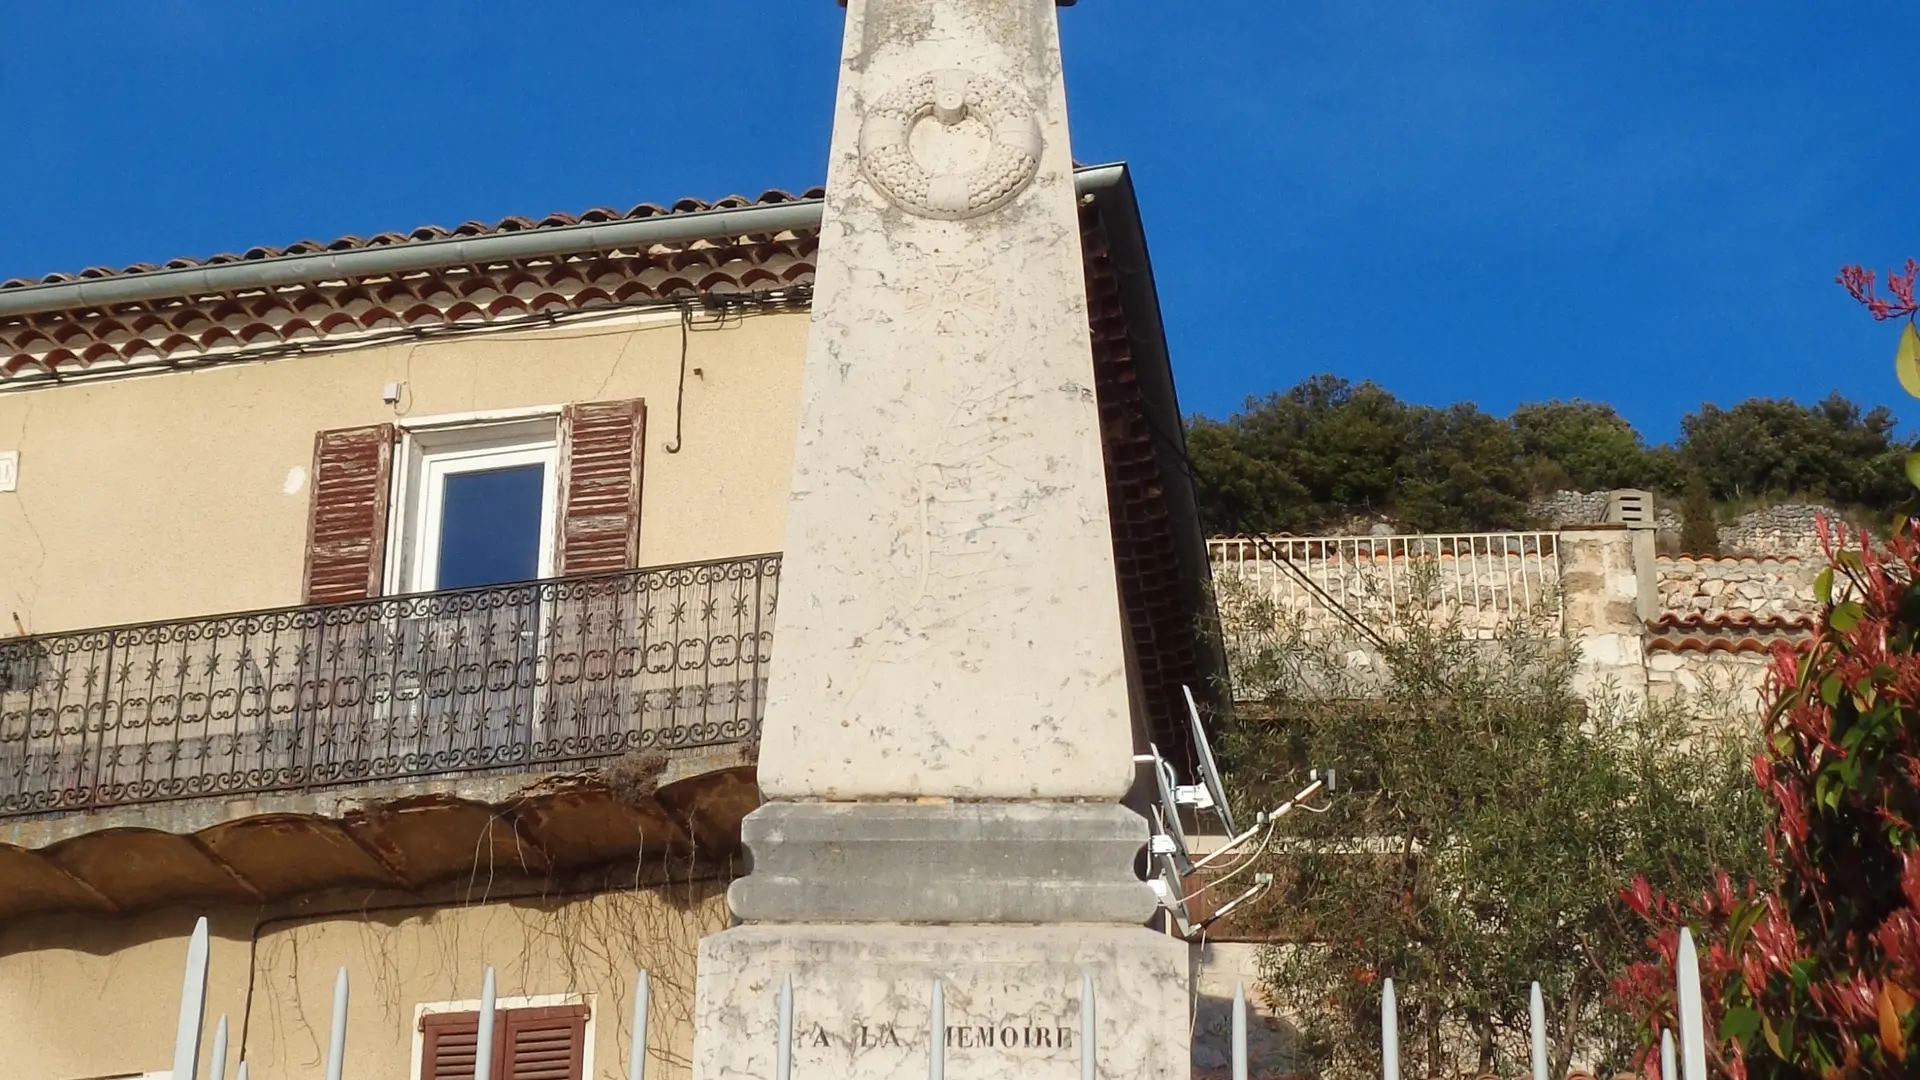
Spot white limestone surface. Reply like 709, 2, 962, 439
692, 924, 1190, 1080
755, 0, 1135, 801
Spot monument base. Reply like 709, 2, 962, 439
692, 924, 1191, 1080
729, 802, 1160, 924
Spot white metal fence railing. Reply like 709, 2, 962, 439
155, 913, 1710, 1080
1208, 533, 1564, 638
156, 916, 1109, 1080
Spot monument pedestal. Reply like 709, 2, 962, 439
728, 802, 1161, 925
693, 924, 1190, 1080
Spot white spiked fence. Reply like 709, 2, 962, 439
156, 914, 1109, 1080
157, 917, 665, 1080
158, 913, 1710, 1079
1372, 928, 1711, 1080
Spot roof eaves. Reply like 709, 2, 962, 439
0, 196, 823, 319
1079, 167, 1230, 717
0, 168, 1130, 321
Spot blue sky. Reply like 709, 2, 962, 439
1, 2, 1915, 441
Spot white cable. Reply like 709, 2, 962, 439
1181, 817, 1276, 906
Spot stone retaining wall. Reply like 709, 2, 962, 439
1532, 489, 1680, 531
1645, 649, 1776, 718
1717, 503, 1838, 559
1531, 491, 1841, 560
1655, 555, 1821, 621
1214, 529, 1830, 724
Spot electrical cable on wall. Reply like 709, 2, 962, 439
665, 304, 692, 454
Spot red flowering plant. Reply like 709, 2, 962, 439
1838, 260, 1920, 323
1841, 261, 1920, 462
1616, 521, 1920, 1078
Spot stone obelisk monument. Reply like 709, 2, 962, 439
692, 1, 1189, 1076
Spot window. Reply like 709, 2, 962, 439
301, 400, 646, 605
391, 419, 560, 595
291, 402, 645, 777
416, 999, 591, 1080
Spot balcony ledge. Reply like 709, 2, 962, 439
0, 744, 757, 923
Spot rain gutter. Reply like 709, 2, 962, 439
0, 165, 1130, 319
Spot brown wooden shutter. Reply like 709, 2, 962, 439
302, 424, 395, 604
417, 1005, 587, 1080
556, 399, 645, 575
420, 1010, 487, 1080
501, 1004, 589, 1080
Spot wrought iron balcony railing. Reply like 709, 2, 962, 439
0, 554, 779, 818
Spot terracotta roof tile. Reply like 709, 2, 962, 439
1647, 635, 1793, 656
0, 190, 821, 291
1645, 611, 1815, 656
1658, 553, 1808, 566
1647, 612, 1817, 634
0, 197, 823, 382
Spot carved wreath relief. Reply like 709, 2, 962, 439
858, 69, 1043, 220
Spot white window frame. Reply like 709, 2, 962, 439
385, 416, 561, 596
409, 991, 595, 1080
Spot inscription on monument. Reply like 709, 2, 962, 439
796, 1018, 1076, 1054
944, 1023, 1076, 1051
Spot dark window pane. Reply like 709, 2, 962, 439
436, 464, 544, 589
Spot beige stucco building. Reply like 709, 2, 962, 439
0, 165, 1221, 1080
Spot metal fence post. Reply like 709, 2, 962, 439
776, 974, 793, 1080
1529, 982, 1547, 1080
325, 967, 348, 1080
474, 966, 497, 1080
172, 916, 210, 1080
210, 1014, 229, 1080
1380, 977, 1399, 1080
1231, 982, 1248, 1080
1080, 973, 1096, 1080
631, 969, 651, 1080
1677, 929, 1706, 1080
929, 979, 945, 1080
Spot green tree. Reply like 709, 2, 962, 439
1216, 573, 1766, 1078
1510, 400, 1662, 493
1394, 403, 1531, 532
1187, 376, 1912, 538
1677, 394, 1910, 507
1678, 472, 1720, 556
1185, 418, 1312, 535
1189, 376, 1414, 534
1188, 376, 1530, 535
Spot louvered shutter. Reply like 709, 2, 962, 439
501, 1004, 589, 1080
418, 1005, 586, 1080
557, 400, 645, 575
302, 424, 395, 604
420, 1010, 488, 1080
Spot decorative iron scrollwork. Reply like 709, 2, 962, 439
0, 640, 45, 695
0, 554, 780, 818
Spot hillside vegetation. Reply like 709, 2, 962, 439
1187, 375, 1914, 536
